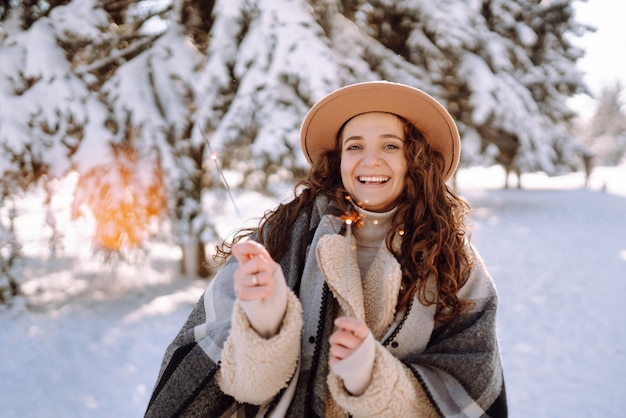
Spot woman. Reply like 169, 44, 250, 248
145, 81, 507, 417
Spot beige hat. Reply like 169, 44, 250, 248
299, 81, 461, 181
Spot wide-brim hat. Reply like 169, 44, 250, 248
299, 81, 461, 181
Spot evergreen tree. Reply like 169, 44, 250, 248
350, 0, 589, 187
79, 0, 210, 275
0, 198, 23, 304
586, 81, 626, 165
0, 0, 211, 277
0, 0, 107, 294
195, 0, 341, 183
0, 1, 102, 186
195, 0, 458, 185
0, 0, 595, 300
486, 0, 590, 179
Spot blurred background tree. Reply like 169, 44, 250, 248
584, 81, 626, 166
0, 0, 597, 302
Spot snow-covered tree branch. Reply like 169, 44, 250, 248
0, 0, 595, 300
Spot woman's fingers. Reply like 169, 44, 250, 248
232, 240, 268, 263
329, 317, 369, 364
234, 270, 275, 301
329, 328, 362, 349
334, 316, 369, 340
232, 240, 277, 301
329, 341, 357, 365
232, 241, 276, 276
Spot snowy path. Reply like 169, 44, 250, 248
465, 188, 626, 417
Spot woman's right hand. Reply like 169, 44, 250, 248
232, 240, 279, 302
231, 240, 288, 338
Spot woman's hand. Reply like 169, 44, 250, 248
329, 316, 370, 366
231, 240, 287, 338
232, 240, 279, 302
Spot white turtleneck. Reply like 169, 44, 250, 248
352, 207, 397, 278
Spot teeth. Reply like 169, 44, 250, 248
358, 176, 389, 183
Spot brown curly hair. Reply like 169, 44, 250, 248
215, 114, 474, 323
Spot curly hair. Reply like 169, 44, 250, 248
391, 118, 474, 322
215, 115, 474, 323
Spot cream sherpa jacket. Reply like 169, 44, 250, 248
217, 229, 440, 417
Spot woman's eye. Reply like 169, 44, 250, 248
384, 143, 400, 150
346, 144, 361, 151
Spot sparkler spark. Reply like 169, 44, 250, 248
197, 126, 242, 220
342, 195, 359, 280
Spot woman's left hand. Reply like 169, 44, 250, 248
329, 316, 370, 366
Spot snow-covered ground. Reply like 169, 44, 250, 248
1, 164, 625, 418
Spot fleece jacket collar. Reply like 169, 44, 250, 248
316, 217, 403, 340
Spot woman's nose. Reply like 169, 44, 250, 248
361, 149, 382, 167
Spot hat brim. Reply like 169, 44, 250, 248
300, 81, 460, 181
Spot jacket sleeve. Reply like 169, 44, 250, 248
217, 289, 303, 405
145, 203, 319, 417
327, 341, 440, 417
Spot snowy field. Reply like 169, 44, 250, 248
1, 164, 625, 418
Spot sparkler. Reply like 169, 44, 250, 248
345, 217, 352, 279
197, 125, 242, 220
342, 195, 361, 280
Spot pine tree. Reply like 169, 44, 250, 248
350, 0, 589, 187
0, 1, 97, 185
0, 0, 209, 278
195, 0, 453, 183
195, 0, 341, 182
499, 0, 589, 177
586, 81, 626, 165
0, 1, 102, 296
0, 0, 596, 300
0, 199, 23, 304
78, 0, 210, 275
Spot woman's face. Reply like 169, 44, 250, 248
340, 112, 408, 212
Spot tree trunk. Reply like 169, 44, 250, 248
504, 164, 511, 189
180, 236, 211, 278
515, 168, 522, 189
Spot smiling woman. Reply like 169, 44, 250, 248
146, 81, 507, 418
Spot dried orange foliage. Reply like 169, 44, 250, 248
72, 144, 167, 252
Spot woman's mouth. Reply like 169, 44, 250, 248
358, 176, 389, 184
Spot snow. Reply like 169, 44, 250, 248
1, 165, 625, 417
48, 0, 108, 40
0, 1, 623, 415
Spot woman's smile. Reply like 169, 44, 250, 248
358, 176, 389, 184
